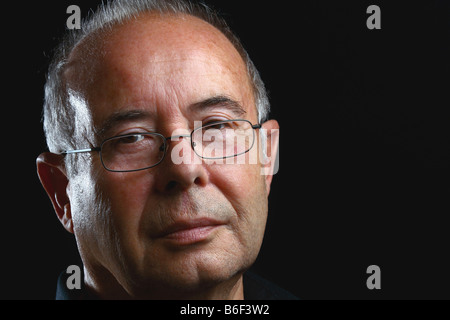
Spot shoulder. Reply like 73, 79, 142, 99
243, 272, 299, 300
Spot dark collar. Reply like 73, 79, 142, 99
243, 272, 299, 300
56, 269, 298, 300
55, 270, 98, 300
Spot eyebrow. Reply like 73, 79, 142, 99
189, 95, 247, 117
95, 110, 153, 140
95, 95, 246, 139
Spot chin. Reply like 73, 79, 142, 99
125, 245, 254, 299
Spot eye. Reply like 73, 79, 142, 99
119, 134, 145, 144
207, 123, 226, 130
107, 134, 149, 153
203, 121, 234, 131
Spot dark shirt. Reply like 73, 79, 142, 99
243, 272, 299, 300
56, 269, 298, 300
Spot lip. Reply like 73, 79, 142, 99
157, 219, 225, 245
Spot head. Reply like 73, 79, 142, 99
37, 0, 279, 299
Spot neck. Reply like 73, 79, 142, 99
83, 265, 245, 300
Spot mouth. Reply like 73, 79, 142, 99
157, 218, 225, 246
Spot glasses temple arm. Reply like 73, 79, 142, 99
60, 147, 101, 155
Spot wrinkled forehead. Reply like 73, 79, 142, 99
63, 13, 255, 130
101, 13, 246, 73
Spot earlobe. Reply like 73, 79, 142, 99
260, 120, 280, 195
36, 152, 74, 234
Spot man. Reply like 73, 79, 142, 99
37, 0, 294, 300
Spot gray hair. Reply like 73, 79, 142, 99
43, 0, 270, 156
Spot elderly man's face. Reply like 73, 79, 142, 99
60, 14, 278, 298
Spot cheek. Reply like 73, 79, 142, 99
209, 162, 268, 238
97, 172, 153, 242
209, 161, 264, 199
101, 172, 152, 214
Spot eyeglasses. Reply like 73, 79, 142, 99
62, 119, 262, 172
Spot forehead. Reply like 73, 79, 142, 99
103, 13, 243, 69
65, 13, 255, 130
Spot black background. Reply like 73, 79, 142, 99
2, 0, 449, 299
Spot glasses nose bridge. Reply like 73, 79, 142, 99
163, 134, 196, 152
165, 134, 191, 142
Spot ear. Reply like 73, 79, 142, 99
36, 152, 74, 234
260, 120, 280, 196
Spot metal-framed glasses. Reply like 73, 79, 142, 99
62, 119, 262, 172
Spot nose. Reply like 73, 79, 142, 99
154, 134, 208, 193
